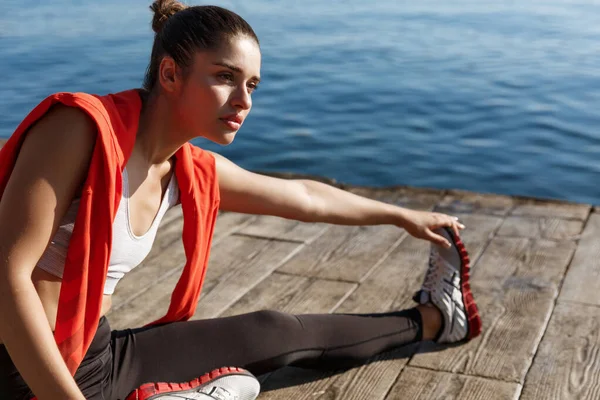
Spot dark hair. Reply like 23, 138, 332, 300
143, 0, 259, 91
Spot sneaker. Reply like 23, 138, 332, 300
413, 227, 482, 343
126, 367, 260, 400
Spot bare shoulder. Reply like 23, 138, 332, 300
25, 104, 96, 151
12, 104, 98, 186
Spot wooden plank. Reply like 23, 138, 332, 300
221, 273, 356, 317
213, 211, 256, 241
192, 238, 302, 320
511, 200, 590, 221
435, 190, 515, 216
560, 212, 600, 306
337, 214, 502, 315
276, 224, 404, 282
520, 302, 600, 400
219, 272, 309, 316
386, 367, 521, 400
410, 237, 576, 383
470, 238, 576, 291
497, 216, 584, 240
237, 215, 328, 243
107, 236, 300, 329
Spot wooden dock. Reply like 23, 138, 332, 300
105, 181, 600, 400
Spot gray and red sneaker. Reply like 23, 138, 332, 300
126, 367, 260, 400
413, 227, 482, 343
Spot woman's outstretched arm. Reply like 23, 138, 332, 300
211, 152, 463, 247
0, 105, 95, 400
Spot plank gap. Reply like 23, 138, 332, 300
558, 298, 600, 309
273, 270, 365, 285
232, 231, 307, 244
406, 364, 525, 385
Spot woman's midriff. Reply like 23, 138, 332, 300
0, 267, 112, 345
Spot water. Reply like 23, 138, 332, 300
2, 0, 600, 205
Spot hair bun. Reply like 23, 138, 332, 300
150, 0, 188, 33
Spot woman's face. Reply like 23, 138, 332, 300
173, 35, 261, 145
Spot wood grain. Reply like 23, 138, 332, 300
236, 215, 328, 243
520, 302, 600, 400
277, 224, 404, 282
221, 272, 356, 317
560, 212, 600, 306
511, 200, 590, 221
497, 216, 584, 240
213, 211, 257, 241
386, 367, 521, 400
192, 237, 302, 320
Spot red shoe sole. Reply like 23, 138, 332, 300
125, 366, 254, 400
446, 228, 482, 340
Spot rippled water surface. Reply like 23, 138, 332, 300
1, 0, 599, 204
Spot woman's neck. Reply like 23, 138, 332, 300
134, 89, 188, 166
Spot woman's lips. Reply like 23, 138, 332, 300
220, 115, 243, 130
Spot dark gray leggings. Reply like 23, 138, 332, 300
0, 309, 422, 400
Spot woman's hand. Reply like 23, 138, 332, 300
400, 210, 465, 248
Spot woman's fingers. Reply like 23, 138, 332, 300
449, 216, 466, 237
426, 229, 451, 248
450, 217, 461, 237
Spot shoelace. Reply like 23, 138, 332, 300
421, 248, 445, 293
166, 386, 235, 400
204, 386, 236, 400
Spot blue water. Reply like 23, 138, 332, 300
2, 1, 600, 205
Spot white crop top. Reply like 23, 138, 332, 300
36, 168, 179, 295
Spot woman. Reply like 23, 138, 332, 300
0, 1, 481, 399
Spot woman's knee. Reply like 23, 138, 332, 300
250, 309, 301, 330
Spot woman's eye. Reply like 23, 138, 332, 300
218, 73, 234, 83
247, 83, 259, 93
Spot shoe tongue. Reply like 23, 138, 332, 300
413, 290, 431, 305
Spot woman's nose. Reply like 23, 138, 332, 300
231, 86, 252, 110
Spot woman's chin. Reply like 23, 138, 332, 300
214, 132, 237, 146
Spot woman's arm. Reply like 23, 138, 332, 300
212, 152, 464, 247
0, 105, 96, 400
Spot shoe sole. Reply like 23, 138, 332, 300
126, 366, 259, 400
443, 227, 482, 341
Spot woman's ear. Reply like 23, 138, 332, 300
158, 56, 182, 93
